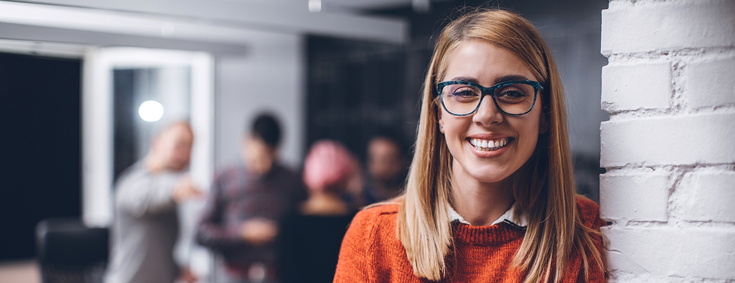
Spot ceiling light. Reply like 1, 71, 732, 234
138, 100, 164, 122
308, 0, 321, 13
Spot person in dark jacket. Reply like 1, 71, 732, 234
277, 140, 358, 283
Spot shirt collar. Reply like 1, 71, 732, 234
448, 202, 528, 228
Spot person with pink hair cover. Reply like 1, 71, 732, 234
302, 140, 358, 195
276, 140, 358, 283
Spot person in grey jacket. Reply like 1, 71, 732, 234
105, 122, 201, 283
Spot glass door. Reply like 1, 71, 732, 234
81, 47, 213, 227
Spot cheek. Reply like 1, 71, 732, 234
441, 119, 471, 158
442, 120, 461, 142
514, 116, 541, 159
520, 132, 539, 155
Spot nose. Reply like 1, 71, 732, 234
472, 95, 504, 127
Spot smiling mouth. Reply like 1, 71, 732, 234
468, 137, 511, 151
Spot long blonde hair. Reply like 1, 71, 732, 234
397, 9, 603, 282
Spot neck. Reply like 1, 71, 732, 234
300, 191, 349, 216
450, 159, 514, 226
373, 179, 402, 199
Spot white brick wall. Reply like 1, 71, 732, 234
601, 112, 735, 166
602, 62, 671, 112
679, 171, 735, 223
603, 227, 735, 279
601, 0, 735, 55
600, 172, 670, 222
688, 57, 735, 109
600, 0, 735, 282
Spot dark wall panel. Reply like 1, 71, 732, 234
0, 52, 82, 261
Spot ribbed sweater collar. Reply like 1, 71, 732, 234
451, 221, 526, 246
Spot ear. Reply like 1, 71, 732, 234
437, 110, 445, 134
241, 136, 249, 147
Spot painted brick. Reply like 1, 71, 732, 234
688, 57, 735, 108
602, 0, 735, 55
603, 226, 735, 279
679, 171, 735, 223
600, 172, 670, 222
602, 63, 671, 112
600, 112, 735, 167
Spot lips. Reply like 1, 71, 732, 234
468, 137, 511, 151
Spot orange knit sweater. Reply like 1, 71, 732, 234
334, 197, 605, 283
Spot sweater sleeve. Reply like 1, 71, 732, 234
333, 209, 374, 283
576, 196, 606, 231
574, 196, 607, 282
116, 170, 178, 217
195, 172, 244, 248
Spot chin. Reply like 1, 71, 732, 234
464, 165, 513, 184
474, 174, 511, 184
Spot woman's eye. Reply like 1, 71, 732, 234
499, 90, 525, 98
448, 86, 480, 98
452, 89, 477, 97
496, 87, 528, 101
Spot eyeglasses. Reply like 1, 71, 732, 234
435, 80, 542, 116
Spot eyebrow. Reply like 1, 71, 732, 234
494, 75, 531, 85
446, 75, 531, 86
447, 76, 479, 84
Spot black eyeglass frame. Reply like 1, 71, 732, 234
435, 80, 543, 116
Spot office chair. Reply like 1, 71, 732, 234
36, 218, 108, 283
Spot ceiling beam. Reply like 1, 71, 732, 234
2, 0, 408, 44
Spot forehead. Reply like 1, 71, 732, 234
164, 124, 193, 141
442, 40, 536, 84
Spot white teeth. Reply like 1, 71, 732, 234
468, 138, 510, 151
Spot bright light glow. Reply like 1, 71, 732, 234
308, 0, 321, 13
138, 100, 164, 122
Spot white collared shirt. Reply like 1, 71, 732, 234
448, 202, 528, 227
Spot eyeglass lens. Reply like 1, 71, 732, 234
441, 82, 536, 115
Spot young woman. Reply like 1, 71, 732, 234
334, 9, 605, 283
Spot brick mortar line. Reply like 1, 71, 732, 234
666, 276, 735, 283
604, 105, 735, 121
605, 221, 735, 229
671, 56, 686, 112
604, 47, 735, 62
603, 164, 735, 173
607, 0, 731, 10
667, 167, 691, 223
607, 270, 735, 283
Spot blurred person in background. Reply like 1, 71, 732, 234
276, 140, 358, 283
196, 113, 304, 283
105, 121, 201, 283
361, 131, 408, 206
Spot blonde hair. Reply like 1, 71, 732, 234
396, 9, 603, 282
